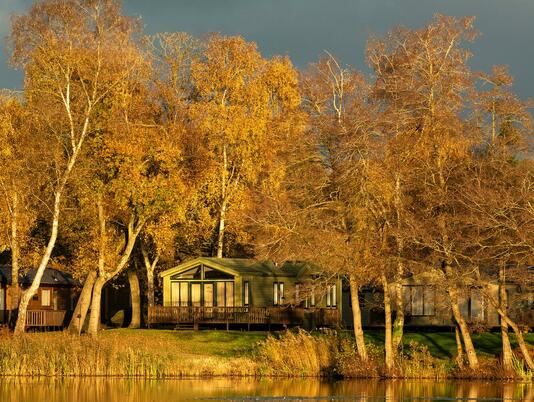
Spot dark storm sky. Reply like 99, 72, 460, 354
1, 0, 533, 99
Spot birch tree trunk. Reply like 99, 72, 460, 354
392, 278, 404, 352
141, 245, 159, 308
14, 186, 65, 334
381, 274, 394, 372
13, 112, 89, 335
216, 199, 227, 258
392, 175, 404, 351
496, 307, 534, 371
68, 270, 97, 334
216, 144, 228, 259
128, 269, 141, 329
87, 276, 106, 336
499, 265, 513, 372
349, 274, 367, 361
9, 192, 20, 325
455, 323, 465, 368
448, 285, 479, 369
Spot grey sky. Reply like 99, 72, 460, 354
1, 0, 533, 99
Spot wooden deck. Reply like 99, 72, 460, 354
148, 306, 339, 328
26, 310, 67, 328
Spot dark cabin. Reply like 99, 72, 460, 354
0, 265, 80, 329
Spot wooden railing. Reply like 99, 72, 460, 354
148, 306, 339, 327
26, 310, 67, 328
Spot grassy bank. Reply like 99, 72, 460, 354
0, 328, 532, 379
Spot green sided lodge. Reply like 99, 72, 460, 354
147, 257, 342, 329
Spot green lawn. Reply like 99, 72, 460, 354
103, 328, 533, 360
101, 328, 268, 358
362, 330, 534, 359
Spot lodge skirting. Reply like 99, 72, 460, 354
148, 306, 339, 327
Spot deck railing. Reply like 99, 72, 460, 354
26, 310, 67, 327
148, 306, 339, 327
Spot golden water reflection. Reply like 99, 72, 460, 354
0, 377, 532, 401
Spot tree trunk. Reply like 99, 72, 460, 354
141, 245, 159, 308
381, 274, 394, 372
128, 269, 141, 329
13, 134, 84, 335
9, 192, 20, 326
392, 175, 404, 352
455, 323, 465, 368
448, 285, 479, 369
146, 266, 155, 308
216, 199, 227, 258
87, 276, 106, 337
68, 270, 97, 335
392, 278, 404, 352
496, 308, 534, 371
499, 265, 513, 372
349, 274, 367, 361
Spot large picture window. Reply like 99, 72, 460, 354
170, 264, 235, 307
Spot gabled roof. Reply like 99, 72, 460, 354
160, 257, 322, 279
0, 265, 80, 287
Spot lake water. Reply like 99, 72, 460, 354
0, 378, 532, 401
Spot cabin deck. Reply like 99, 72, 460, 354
148, 306, 339, 328
25, 310, 67, 328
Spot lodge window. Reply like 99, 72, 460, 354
273, 282, 284, 305
41, 289, 51, 307
305, 287, 315, 308
326, 284, 337, 307
243, 281, 250, 306
295, 283, 300, 304
460, 288, 486, 321
405, 286, 435, 316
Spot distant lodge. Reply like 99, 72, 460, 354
0, 259, 533, 331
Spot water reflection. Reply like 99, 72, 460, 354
0, 377, 532, 401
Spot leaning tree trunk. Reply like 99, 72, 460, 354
496, 307, 534, 371
349, 274, 367, 361
87, 276, 106, 337
499, 265, 513, 372
128, 270, 141, 329
454, 323, 465, 368
448, 285, 479, 369
381, 274, 394, 372
14, 190, 63, 335
68, 270, 97, 334
13, 133, 85, 335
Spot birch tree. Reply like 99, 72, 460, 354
9, 0, 140, 334
189, 34, 300, 258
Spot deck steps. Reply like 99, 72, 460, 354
173, 323, 196, 330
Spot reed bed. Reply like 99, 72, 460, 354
0, 328, 531, 380
0, 330, 258, 378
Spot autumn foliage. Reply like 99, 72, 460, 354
0, 0, 532, 377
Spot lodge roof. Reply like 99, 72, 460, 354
160, 257, 322, 279
0, 265, 80, 287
